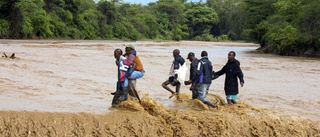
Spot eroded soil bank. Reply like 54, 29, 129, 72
0, 94, 319, 136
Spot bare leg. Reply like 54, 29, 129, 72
162, 83, 175, 94
231, 100, 237, 104
227, 99, 233, 105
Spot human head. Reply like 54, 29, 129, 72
125, 44, 135, 53
114, 48, 123, 60
201, 51, 208, 57
173, 49, 180, 57
187, 52, 195, 62
228, 51, 236, 60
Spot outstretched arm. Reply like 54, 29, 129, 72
213, 65, 226, 78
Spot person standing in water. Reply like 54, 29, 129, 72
111, 44, 144, 100
184, 52, 200, 100
194, 51, 218, 108
162, 49, 187, 98
213, 51, 244, 105
112, 49, 130, 106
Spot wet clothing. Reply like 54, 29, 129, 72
117, 55, 130, 89
125, 50, 145, 80
171, 55, 185, 80
163, 54, 185, 94
227, 95, 237, 100
193, 57, 214, 106
122, 50, 143, 104
198, 57, 213, 84
162, 78, 181, 93
192, 89, 198, 100
113, 56, 130, 106
189, 58, 200, 86
194, 83, 211, 105
188, 58, 200, 99
130, 70, 145, 79
125, 50, 145, 72
214, 59, 244, 95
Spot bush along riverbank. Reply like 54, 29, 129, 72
243, 0, 320, 58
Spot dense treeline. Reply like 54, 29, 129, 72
243, 0, 320, 56
0, 0, 245, 41
0, 0, 319, 56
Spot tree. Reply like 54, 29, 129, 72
242, 0, 277, 45
185, 6, 219, 38
32, 8, 53, 38
206, 0, 246, 39
0, 19, 9, 38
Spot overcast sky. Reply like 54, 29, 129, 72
93, 0, 204, 5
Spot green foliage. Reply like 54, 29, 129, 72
0, 0, 217, 41
14, 0, 39, 37
32, 9, 53, 38
133, 14, 159, 39
274, 25, 298, 55
97, 0, 118, 25
242, 0, 320, 56
154, 0, 186, 24
1, 0, 319, 57
294, 0, 320, 39
172, 24, 189, 40
242, 0, 277, 41
0, 19, 9, 37
207, 0, 246, 40
185, 6, 219, 37
264, 23, 299, 55
200, 28, 214, 41
113, 20, 140, 40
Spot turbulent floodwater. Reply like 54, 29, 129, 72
0, 40, 319, 136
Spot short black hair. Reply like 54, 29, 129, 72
115, 48, 123, 55
229, 51, 236, 57
174, 49, 180, 55
201, 51, 208, 57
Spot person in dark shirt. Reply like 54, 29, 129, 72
184, 52, 200, 99
162, 49, 185, 97
193, 51, 217, 108
213, 51, 244, 105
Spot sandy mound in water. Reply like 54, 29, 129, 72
0, 94, 319, 136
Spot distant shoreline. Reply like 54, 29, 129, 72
0, 39, 259, 47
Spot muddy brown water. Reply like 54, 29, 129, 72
0, 40, 319, 136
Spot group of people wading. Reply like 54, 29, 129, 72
112, 44, 244, 108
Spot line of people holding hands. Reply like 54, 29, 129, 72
113, 44, 244, 108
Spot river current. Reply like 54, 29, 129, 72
0, 40, 319, 136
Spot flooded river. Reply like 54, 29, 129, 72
0, 40, 319, 136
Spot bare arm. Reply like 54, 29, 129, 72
132, 62, 137, 71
